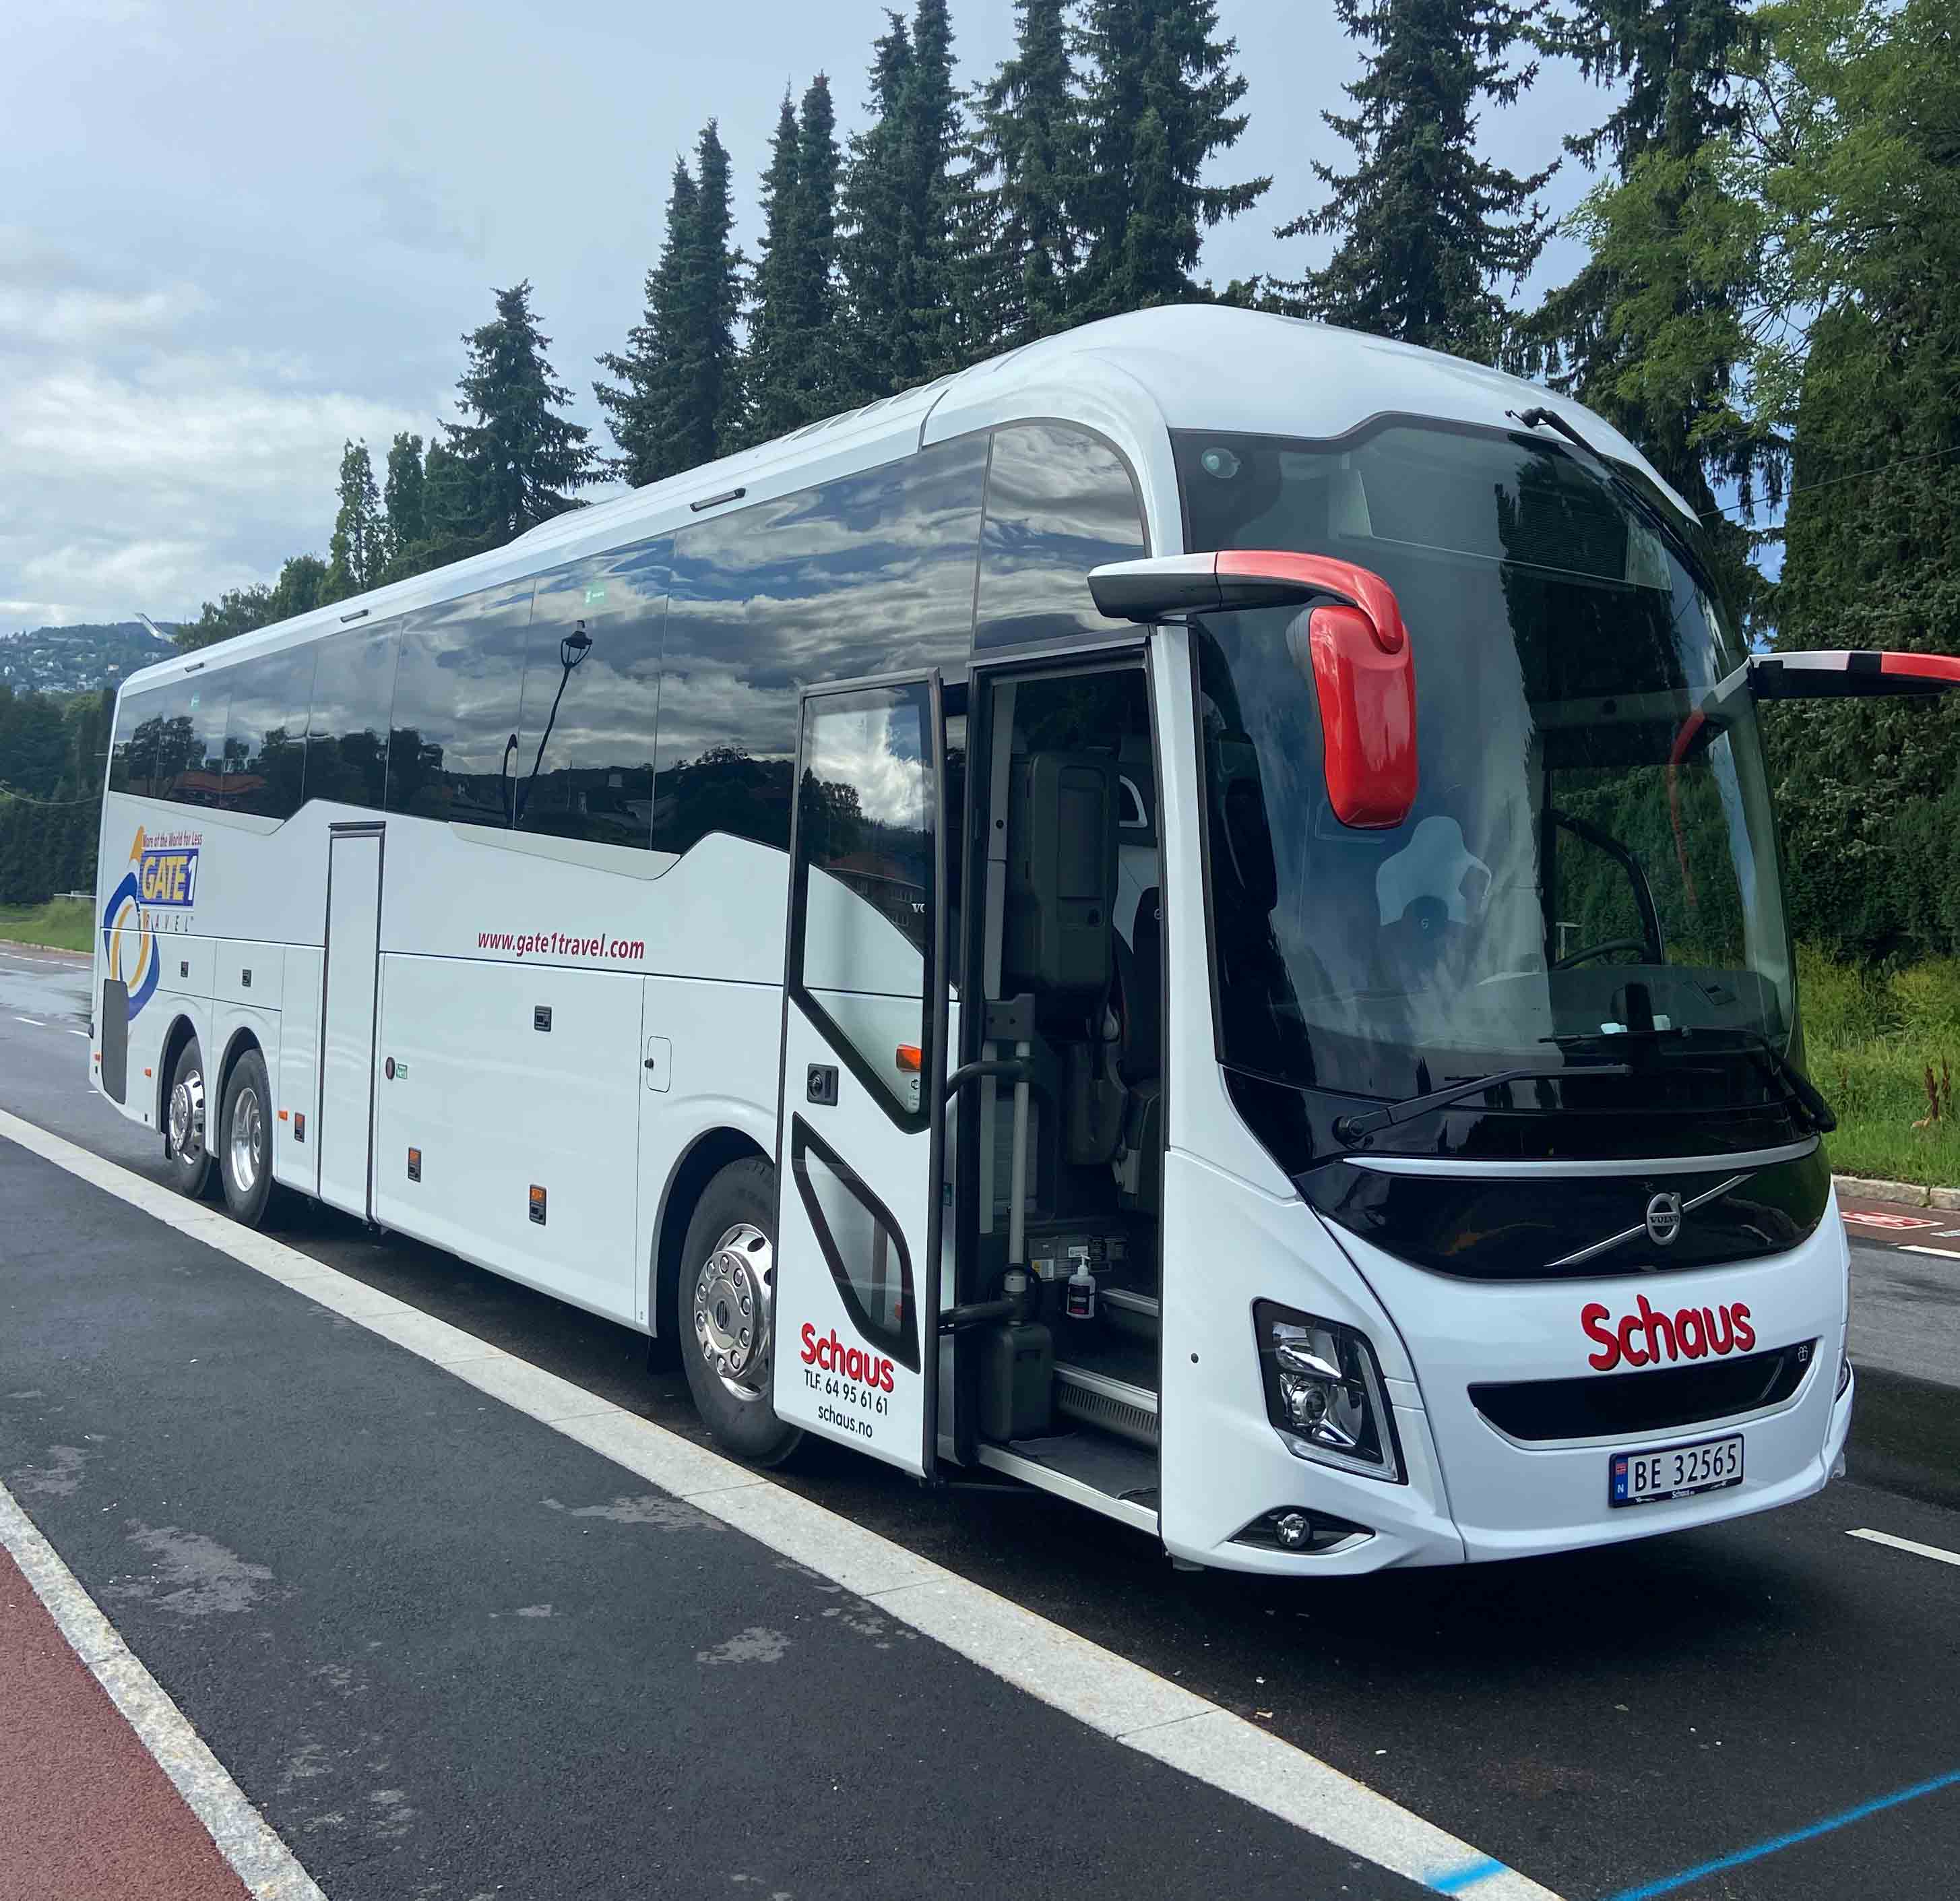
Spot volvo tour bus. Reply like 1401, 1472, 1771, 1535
91, 307, 1959, 1573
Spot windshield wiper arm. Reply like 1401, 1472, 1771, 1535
1545, 1026, 1837, 1133
1335, 1061, 1632, 1145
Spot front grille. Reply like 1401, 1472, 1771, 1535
1469, 1340, 1818, 1442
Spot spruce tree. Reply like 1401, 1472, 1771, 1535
786, 75, 842, 412
835, 2, 969, 402
1511, 0, 1763, 522
970, 0, 1079, 346
324, 440, 384, 600
598, 123, 743, 481
682, 120, 746, 458
598, 158, 699, 487
445, 281, 597, 546
744, 92, 807, 445
1274, 0, 1553, 363
383, 431, 426, 556
1071, 0, 1269, 315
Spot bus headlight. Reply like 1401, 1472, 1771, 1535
1253, 1301, 1402, 1483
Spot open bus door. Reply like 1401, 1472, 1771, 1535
770, 673, 949, 1478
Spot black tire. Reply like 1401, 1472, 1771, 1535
218, 1048, 279, 1228
162, 1034, 216, 1199
676, 1158, 802, 1467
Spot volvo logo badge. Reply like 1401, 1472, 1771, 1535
1645, 1192, 1684, 1247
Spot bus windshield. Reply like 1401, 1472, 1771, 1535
1176, 421, 1796, 1111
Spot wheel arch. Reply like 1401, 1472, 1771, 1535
652, 1125, 771, 1342
216, 1024, 265, 1109
156, 1010, 200, 1128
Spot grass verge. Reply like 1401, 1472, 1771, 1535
1804, 946, 1960, 1190
0, 898, 93, 955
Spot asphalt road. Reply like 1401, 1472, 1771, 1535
6, 939, 1960, 1901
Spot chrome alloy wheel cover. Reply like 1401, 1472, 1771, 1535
693, 1222, 773, 1403
228, 1085, 263, 1195
168, 1069, 206, 1161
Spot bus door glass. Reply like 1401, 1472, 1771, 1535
771, 675, 948, 1476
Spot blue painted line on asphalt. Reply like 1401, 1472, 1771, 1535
1603, 1768, 1960, 1900
1430, 1857, 1508, 1894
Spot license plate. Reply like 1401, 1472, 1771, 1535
1610, 1434, 1744, 1507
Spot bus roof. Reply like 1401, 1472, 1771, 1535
124, 306, 1686, 693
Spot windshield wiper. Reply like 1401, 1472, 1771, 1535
1544, 1026, 1837, 1133
1335, 1061, 1632, 1145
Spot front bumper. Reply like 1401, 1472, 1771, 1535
1158, 1152, 1852, 1576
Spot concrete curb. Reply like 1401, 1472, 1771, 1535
0, 937, 88, 960
1833, 1171, 1960, 1211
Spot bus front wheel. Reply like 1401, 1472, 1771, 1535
676, 1158, 802, 1468
163, 1036, 216, 1199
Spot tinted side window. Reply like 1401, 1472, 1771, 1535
515, 539, 669, 851
305, 625, 400, 811
220, 648, 315, 820
654, 438, 984, 860
387, 580, 536, 823
975, 423, 1147, 649
109, 687, 160, 794
160, 676, 229, 806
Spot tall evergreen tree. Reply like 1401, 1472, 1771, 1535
740, 73, 846, 440
743, 92, 808, 445
970, 0, 1079, 346
1273, 0, 1552, 363
598, 158, 699, 486
1071, 0, 1269, 315
835, 2, 970, 401
1511, 0, 1765, 525
598, 122, 744, 480
323, 440, 384, 601
445, 280, 598, 545
383, 431, 426, 557
786, 74, 843, 411
681, 120, 746, 458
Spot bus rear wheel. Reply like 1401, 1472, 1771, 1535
218, 1048, 278, 1229
676, 1158, 802, 1468
163, 1035, 216, 1199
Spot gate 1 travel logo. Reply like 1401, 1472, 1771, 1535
100, 825, 202, 1020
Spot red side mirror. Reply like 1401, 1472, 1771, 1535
1085, 549, 1420, 830
1300, 598, 1418, 829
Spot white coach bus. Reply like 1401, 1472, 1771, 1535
92, 307, 1958, 1573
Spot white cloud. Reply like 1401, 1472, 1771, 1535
0, 282, 209, 349
0, 349, 435, 626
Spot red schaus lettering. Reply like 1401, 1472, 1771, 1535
1581, 1297, 1755, 1372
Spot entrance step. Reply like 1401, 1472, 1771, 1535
1053, 1362, 1158, 1448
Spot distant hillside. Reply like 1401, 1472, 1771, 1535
0, 621, 182, 695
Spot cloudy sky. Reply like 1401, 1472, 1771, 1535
2, 0, 1606, 631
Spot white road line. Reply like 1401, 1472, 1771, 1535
0, 1480, 329, 1901
0, 1105, 1555, 1901
0, 949, 77, 966
12, 1015, 47, 1028
65, 1029, 88, 1039
1897, 1245, 1960, 1262
1848, 1528, 1960, 1570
